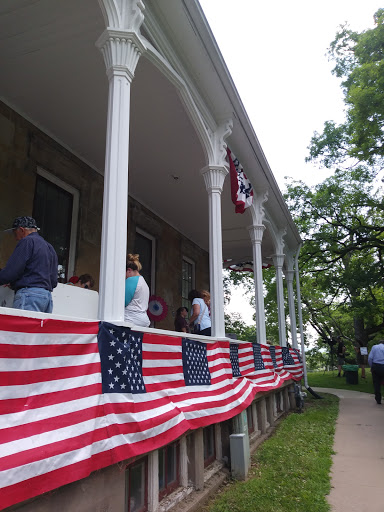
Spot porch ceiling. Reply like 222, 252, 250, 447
0, 0, 290, 265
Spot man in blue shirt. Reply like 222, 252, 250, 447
368, 340, 384, 404
0, 216, 58, 313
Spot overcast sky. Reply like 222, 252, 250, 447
197, 1, 382, 325
199, 0, 381, 191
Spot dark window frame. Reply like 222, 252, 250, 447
203, 425, 216, 467
181, 257, 195, 310
126, 457, 148, 512
158, 441, 180, 500
134, 228, 156, 295
32, 168, 79, 282
247, 405, 255, 434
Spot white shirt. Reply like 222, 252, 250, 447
124, 275, 150, 327
368, 343, 384, 366
192, 298, 211, 331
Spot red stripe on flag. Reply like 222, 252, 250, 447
142, 350, 181, 361
142, 365, 183, 376
0, 384, 102, 415
0, 362, 101, 386
0, 342, 99, 358
144, 380, 186, 392
0, 314, 99, 334
141, 332, 181, 347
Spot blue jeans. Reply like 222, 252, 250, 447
13, 287, 53, 313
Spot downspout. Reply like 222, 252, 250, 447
295, 244, 322, 399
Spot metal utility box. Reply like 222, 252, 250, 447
230, 433, 250, 480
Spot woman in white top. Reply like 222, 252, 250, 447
124, 253, 150, 327
188, 289, 211, 336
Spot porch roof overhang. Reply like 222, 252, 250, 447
0, 0, 301, 264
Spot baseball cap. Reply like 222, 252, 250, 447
4, 216, 40, 232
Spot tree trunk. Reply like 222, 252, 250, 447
353, 316, 368, 346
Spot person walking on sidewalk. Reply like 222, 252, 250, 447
368, 339, 384, 404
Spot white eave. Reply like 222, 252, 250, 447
0, 0, 301, 262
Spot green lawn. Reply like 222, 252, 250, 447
202, 394, 338, 512
307, 368, 374, 394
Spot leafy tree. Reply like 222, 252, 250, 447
224, 10, 384, 358
307, 9, 384, 167
224, 312, 256, 342
223, 269, 258, 342
305, 347, 328, 371
285, 167, 384, 348
262, 267, 285, 345
224, 267, 300, 346
297, 9, 384, 348
223, 269, 254, 304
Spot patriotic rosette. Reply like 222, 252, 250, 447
147, 295, 168, 322
223, 260, 272, 272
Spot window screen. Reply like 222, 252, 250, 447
203, 425, 215, 466
182, 259, 193, 309
158, 442, 179, 499
134, 232, 153, 293
33, 175, 73, 282
127, 458, 147, 512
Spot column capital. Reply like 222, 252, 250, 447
98, 0, 145, 32
207, 120, 233, 168
272, 253, 285, 268
284, 251, 295, 272
96, 29, 146, 80
284, 268, 295, 283
201, 166, 229, 193
272, 227, 287, 255
247, 224, 265, 244
249, 189, 269, 225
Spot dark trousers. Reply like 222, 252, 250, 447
371, 363, 384, 403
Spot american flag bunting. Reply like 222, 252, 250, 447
227, 147, 254, 214
0, 315, 303, 510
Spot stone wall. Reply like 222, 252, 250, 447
0, 101, 209, 328
0, 100, 103, 286
128, 198, 209, 331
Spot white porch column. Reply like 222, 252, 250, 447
272, 253, 287, 347
295, 245, 309, 387
147, 450, 159, 512
284, 268, 298, 349
201, 166, 228, 338
248, 224, 266, 344
96, 20, 145, 321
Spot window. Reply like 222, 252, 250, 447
159, 442, 180, 499
181, 258, 195, 309
126, 458, 148, 512
247, 406, 254, 434
203, 425, 215, 467
276, 392, 282, 413
33, 169, 79, 282
134, 229, 155, 294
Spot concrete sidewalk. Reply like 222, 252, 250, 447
313, 387, 384, 512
